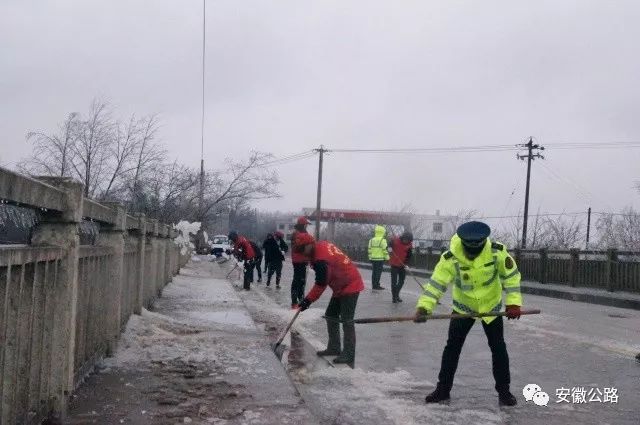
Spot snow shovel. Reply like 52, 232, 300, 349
225, 262, 240, 278
323, 309, 541, 324
271, 309, 301, 359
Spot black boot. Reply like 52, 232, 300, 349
333, 355, 354, 367
397, 297, 403, 302
317, 348, 341, 356
425, 385, 450, 403
498, 391, 517, 406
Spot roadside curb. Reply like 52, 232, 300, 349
354, 261, 640, 311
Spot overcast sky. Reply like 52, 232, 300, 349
2, 0, 639, 224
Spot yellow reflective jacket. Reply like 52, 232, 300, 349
368, 225, 390, 261
416, 234, 522, 324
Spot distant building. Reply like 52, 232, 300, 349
274, 215, 299, 241
410, 210, 457, 251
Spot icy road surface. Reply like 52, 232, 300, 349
225, 259, 640, 425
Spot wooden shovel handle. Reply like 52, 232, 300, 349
352, 309, 541, 324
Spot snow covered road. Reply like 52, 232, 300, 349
228, 259, 640, 425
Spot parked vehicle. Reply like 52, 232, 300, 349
210, 235, 231, 257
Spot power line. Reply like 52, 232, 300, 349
331, 145, 519, 154
260, 150, 317, 167
470, 212, 585, 220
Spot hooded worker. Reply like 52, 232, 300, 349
368, 225, 390, 290
296, 234, 364, 368
414, 221, 522, 406
290, 216, 314, 308
388, 230, 413, 303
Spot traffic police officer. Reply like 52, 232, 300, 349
414, 221, 522, 406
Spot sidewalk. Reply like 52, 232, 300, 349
354, 261, 640, 311
67, 259, 319, 425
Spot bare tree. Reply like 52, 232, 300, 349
493, 216, 522, 248
197, 151, 280, 222
543, 214, 584, 249
20, 101, 280, 227
69, 99, 114, 197
128, 114, 164, 201
20, 112, 79, 177
102, 114, 140, 199
445, 209, 479, 236
596, 207, 640, 250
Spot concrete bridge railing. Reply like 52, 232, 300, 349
0, 167, 188, 424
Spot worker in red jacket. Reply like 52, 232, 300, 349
388, 231, 413, 303
297, 234, 364, 368
228, 231, 256, 290
290, 216, 314, 309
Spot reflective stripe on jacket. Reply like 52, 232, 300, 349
368, 225, 390, 261
416, 234, 522, 324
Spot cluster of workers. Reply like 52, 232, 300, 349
227, 219, 523, 406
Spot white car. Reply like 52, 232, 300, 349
210, 235, 231, 257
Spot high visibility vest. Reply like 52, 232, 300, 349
368, 225, 390, 261
416, 235, 522, 324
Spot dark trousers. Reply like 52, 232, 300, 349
291, 263, 307, 305
371, 261, 384, 288
390, 266, 406, 300
253, 255, 262, 281
325, 293, 359, 362
267, 260, 283, 285
437, 315, 510, 394
243, 261, 254, 290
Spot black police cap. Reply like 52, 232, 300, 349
456, 221, 491, 242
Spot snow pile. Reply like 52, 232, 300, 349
174, 221, 201, 256
104, 262, 271, 377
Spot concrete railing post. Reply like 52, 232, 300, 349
30, 177, 83, 419
99, 203, 126, 355
156, 224, 167, 296
568, 249, 579, 287
539, 248, 548, 284
134, 214, 147, 314
164, 227, 173, 284
605, 248, 618, 292
148, 220, 159, 300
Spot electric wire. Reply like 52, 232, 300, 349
260, 150, 317, 167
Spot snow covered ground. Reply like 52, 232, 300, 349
68, 260, 319, 425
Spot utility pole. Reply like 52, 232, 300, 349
199, 0, 206, 222
517, 137, 544, 249
314, 145, 327, 240
586, 206, 592, 250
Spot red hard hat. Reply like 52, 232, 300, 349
297, 216, 311, 225
274, 231, 284, 238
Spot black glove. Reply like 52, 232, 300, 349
414, 308, 429, 323
298, 298, 312, 311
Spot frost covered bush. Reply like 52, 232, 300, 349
174, 221, 201, 255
